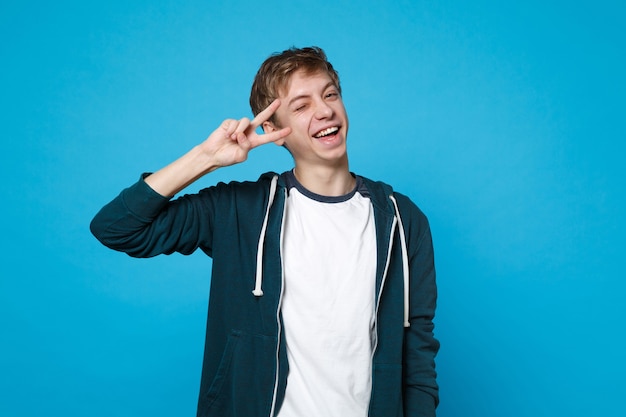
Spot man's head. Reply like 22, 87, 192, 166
250, 46, 341, 126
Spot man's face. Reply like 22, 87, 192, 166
265, 70, 349, 168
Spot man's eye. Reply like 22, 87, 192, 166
326, 92, 339, 99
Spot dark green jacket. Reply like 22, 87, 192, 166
90, 172, 439, 417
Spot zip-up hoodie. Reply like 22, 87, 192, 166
90, 171, 439, 417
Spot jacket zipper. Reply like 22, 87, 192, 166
269, 189, 288, 417
368, 214, 397, 417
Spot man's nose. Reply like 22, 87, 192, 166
314, 100, 333, 119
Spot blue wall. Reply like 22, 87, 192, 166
1, 1, 624, 416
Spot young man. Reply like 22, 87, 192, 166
91, 46, 439, 417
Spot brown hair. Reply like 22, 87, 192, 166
249, 46, 341, 124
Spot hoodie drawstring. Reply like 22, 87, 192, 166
252, 177, 410, 329
389, 195, 411, 328
252, 175, 279, 297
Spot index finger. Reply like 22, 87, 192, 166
251, 99, 281, 127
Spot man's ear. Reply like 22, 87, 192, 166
263, 121, 286, 146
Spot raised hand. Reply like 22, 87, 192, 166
144, 100, 291, 197
199, 99, 291, 168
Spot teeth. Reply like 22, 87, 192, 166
314, 127, 339, 138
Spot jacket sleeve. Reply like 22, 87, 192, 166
400, 195, 440, 416
90, 176, 217, 258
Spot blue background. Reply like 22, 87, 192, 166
1, 1, 624, 416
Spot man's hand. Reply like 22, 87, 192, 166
144, 100, 290, 197
200, 99, 291, 168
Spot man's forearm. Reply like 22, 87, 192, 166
144, 145, 219, 197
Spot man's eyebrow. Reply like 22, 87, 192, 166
288, 81, 337, 106
288, 94, 309, 106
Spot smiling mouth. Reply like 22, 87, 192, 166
314, 126, 339, 138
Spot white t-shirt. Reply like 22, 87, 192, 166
277, 172, 377, 417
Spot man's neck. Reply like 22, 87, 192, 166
293, 161, 355, 197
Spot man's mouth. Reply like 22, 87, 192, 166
314, 126, 339, 138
